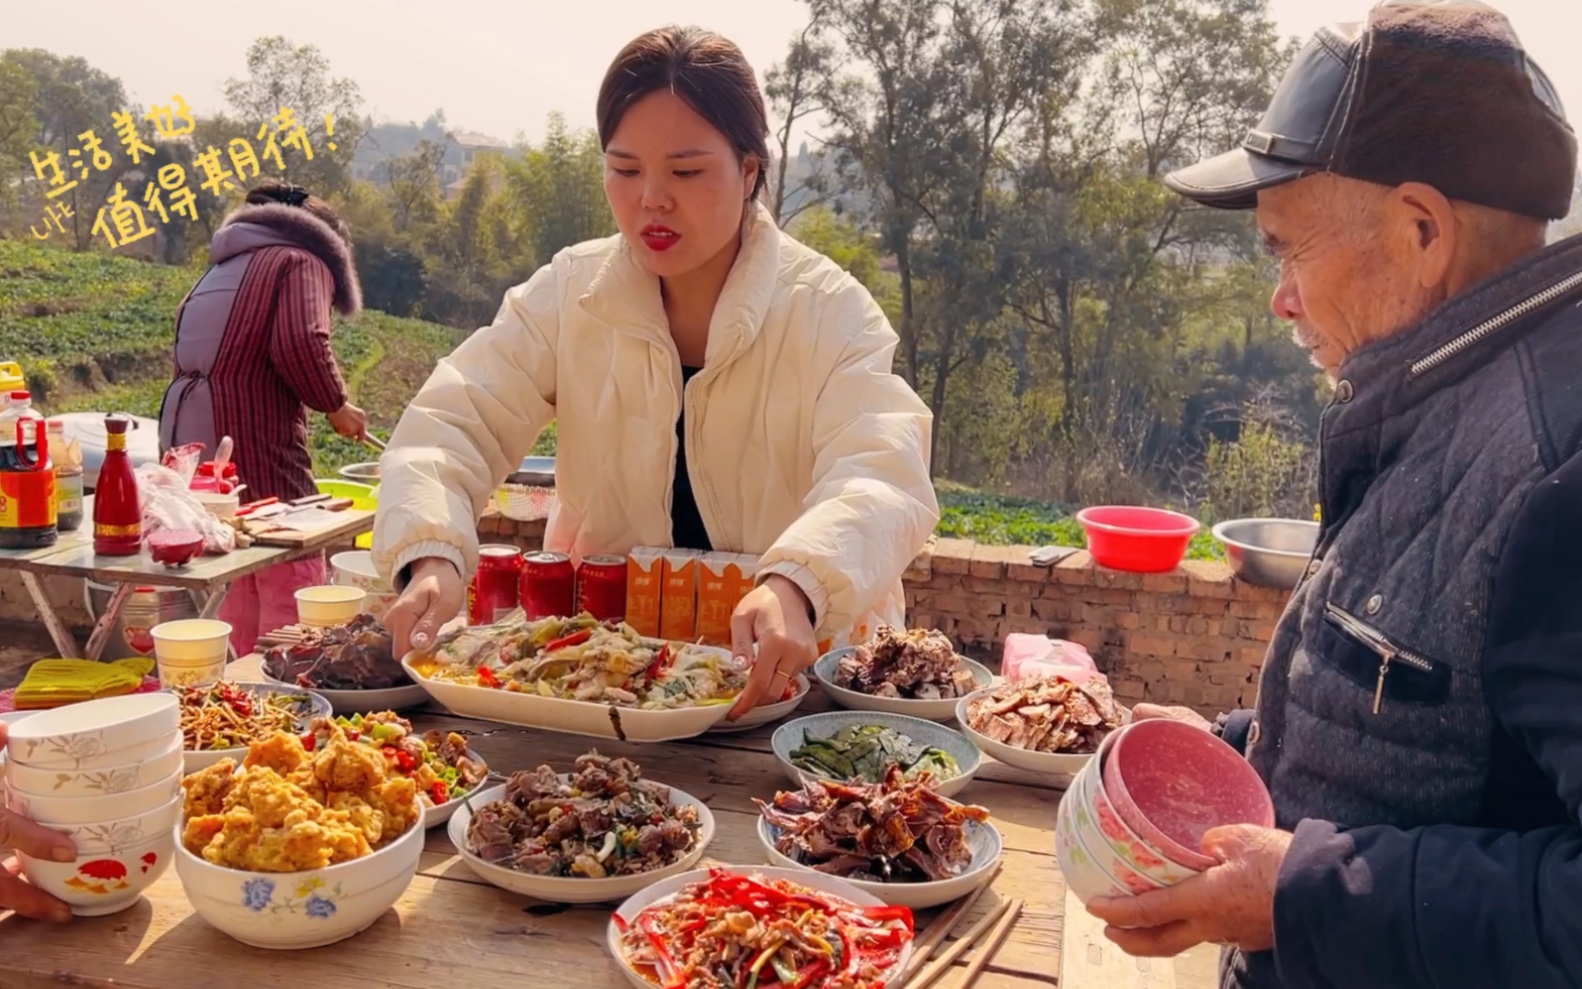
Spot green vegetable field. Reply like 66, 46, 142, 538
0, 240, 1216, 555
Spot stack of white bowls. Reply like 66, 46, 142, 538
1054, 718, 1274, 905
2, 693, 183, 916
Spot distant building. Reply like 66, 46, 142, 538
440, 131, 510, 194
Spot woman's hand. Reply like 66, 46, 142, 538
328, 402, 369, 442
0, 723, 77, 923
386, 558, 466, 657
728, 575, 817, 720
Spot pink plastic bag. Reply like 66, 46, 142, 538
1002, 633, 1101, 685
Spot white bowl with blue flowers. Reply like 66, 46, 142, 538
171, 794, 424, 950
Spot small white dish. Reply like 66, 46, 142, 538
607, 867, 915, 989
955, 688, 1096, 778
814, 647, 995, 722
771, 711, 982, 799
4, 693, 179, 770
447, 780, 715, 904
705, 672, 811, 734
756, 814, 1003, 909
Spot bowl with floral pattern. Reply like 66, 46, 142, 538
42, 791, 183, 858
1056, 764, 1170, 906
1066, 731, 1203, 888
1055, 785, 1137, 905
18, 828, 174, 917
4, 693, 179, 770
173, 794, 424, 950
5, 735, 183, 798
7, 769, 182, 824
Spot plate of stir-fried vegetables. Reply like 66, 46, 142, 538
608, 867, 914, 989
403, 614, 750, 742
168, 680, 331, 772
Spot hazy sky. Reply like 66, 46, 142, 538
6, 0, 1578, 151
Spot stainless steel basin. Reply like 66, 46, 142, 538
1211, 518, 1320, 590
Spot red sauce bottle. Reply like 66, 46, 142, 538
93, 414, 142, 556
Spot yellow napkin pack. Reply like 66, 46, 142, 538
13, 658, 157, 709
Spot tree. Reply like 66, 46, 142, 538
764, 25, 835, 225
501, 115, 612, 268
803, 0, 1092, 472
384, 139, 445, 233
4, 48, 138, 249
0, 58, 38, 226
222, 36, 364, 195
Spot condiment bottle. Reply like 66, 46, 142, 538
46, 419, 84, 532
93, 414, 142, 556
0, 391, 56, 550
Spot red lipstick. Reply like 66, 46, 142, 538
640, 223, 680, 252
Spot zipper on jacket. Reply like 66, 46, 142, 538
1324, 603, 1434, 714
1408, 270, 1582, 378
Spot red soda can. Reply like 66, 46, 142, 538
577, 555, 629, 622
520, 551, 576, 620
468, 544, 524, 625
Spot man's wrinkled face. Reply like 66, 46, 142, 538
1256, 176, 1420, 379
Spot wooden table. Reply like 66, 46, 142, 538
0, 502, 374, 661
1, 657, 1220, 989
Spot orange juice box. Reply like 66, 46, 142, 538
696, 552, 760, 647
659, 548, 701, 642
625, 547, 665, 638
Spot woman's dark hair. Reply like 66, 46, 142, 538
596, 25, 771, 200
246, 178, 352, 243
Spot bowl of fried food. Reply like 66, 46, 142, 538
172, 727, 424, 950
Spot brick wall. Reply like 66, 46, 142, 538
477, 511, 1287, 719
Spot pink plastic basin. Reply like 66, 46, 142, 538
1101, 719, 1273, 869
1076, 506, 1200, 573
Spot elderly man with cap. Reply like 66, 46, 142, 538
1084, 1, 1582, 987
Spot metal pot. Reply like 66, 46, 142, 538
1211, 519, 1320, 590
84, 580, 200, 660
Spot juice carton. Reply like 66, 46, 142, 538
625, 547, 665, 638
659, 548, 701, 642
696, 552, 760, 647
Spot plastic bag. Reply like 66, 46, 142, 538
1002, 633, 1101, 685
136, 463, 236, 554
161, 444, 204, 487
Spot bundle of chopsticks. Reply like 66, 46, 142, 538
255, 625, 317, 649
896, 864, 1023, 989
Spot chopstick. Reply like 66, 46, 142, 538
951, 900, 1022, 989
363, 433, 386, 451
901, 897, 1019, 989
903, 864, 1002, 977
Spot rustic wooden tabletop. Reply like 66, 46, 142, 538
1, 656, 1220, 989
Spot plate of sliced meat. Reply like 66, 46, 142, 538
955, 675, 1130, 777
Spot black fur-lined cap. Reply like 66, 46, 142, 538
1164, 0, 1577, 220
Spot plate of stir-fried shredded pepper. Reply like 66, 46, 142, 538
608, 867, 914, 989
169, 680, 331, 772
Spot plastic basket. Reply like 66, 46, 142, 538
494, 483, 556, 521
315, 479, 378, 549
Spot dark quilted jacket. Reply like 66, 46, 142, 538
1224, 234, 1582, 989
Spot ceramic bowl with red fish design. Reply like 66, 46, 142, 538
18, 829, 173, 917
